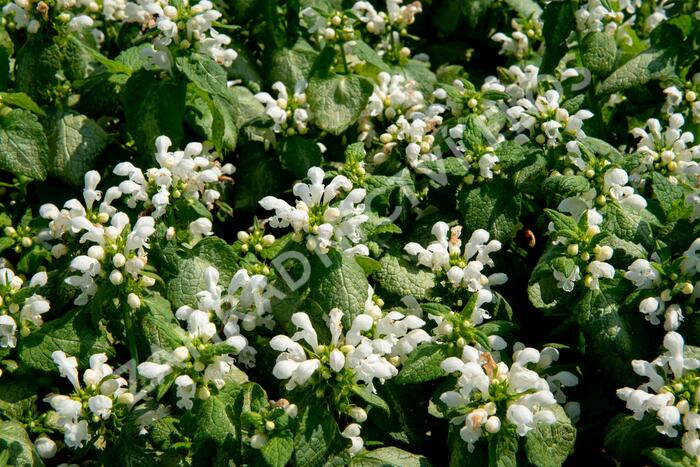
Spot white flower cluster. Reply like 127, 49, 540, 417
138, 267, 258, 409
351, 0, 423, 60
492, 14, 543, 59
358, 72, 425, 145
115, 135, 234, 217
440, 343, 578, 451
123, 0, 238, 70
624, 238, 700, 331
405, 222, 507, 323
0, 268, 50, 349
260, 167, 369, 255
447, 123, 500, 180
270, 308, 402, 393
630, 113, 700, 186
548, 200, 617, 293
617, 331, 700, 461
39, 171, 157, 306
255, 81, 311, 136
507, 89, 593, 148
43, 351, 133, 454
574, 0, 637, 40
663, 74, 700, 124
2, 0, 104, 39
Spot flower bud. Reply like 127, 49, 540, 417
198, 386, 211, 400
237, 231, 250, 242
348, 406, 367, 422
88, 245, 105, 261
127, 293, 141, 310
485, 416, 501, 433
34, 435, 57, 459
262, 234, 275, 246
567, 244, 579, 256
21, 237, 32, 248
51, 244, 67, 258
681, 282, 694, 295
4, 226, 16, 236
251, 433, 268, 449
285, 403, 298, 418
166, 227, 176, 240
265, 420, 276, 431
113, 253, 126, 268
173, 346, 189, 362
109, 269, 124, 285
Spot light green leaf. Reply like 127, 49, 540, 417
307, 73, 373, 135
652, 172, 692, 221
18, 308, 114, 372
294, 403, 341, 467
69, 35, 132, 75
394, 343, 448, 384
581, 31, 617, 76
137, 293, 185, 351
166, 237, 240, 308
48, 112, 108, 185
306, 250, 370, 328
268, 39, 319, 89
375, 254, 435, 302
488, 430, 518, 467
0, 420, 44, 467
351, 447, 432, 467
261, 433, 294, 467
0, 108, 49, 180
598, 48, 675, 95
457, 179, 521, 242
351, 385, 390, 415
646, 447, 697, 467
504, 0, 542, 18
0, 92, 45, 116
524, 405, 576, 467
177, 53, 228, 97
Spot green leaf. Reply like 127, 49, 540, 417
461, 0, 495, 29
504, 0, 542, 18
261, 433, 294, 467
166, 237, 240, 308
581, 31, 618, 76
0, 92, 45, 116
598, 48, 675, 95
350, 40, 391, 73
604, 415, 660, 463
137, 294, 185, 351
279, 136, 323, 178
183, 376, 244, 447
124, 70, 186, 154
306, 250, 370, 328
351, 447, 432, 467
351, 385, 390, 415
394, 343, 448, 384
68, 35, 132, 75
0, 420, 44, 467
47, 112, 108, 185
646, 447, 698, 467
176, 53, 228, 97
307, 73, 373, 135
375, 254, 435, 302
544, 209, 579, 234
541, 1, 575, 73
15, 36, 62, 103
652, 172, 692, 221
457, 179, 521, 242
524, 405, 576, 467
0, 109, 49, 180
601, 202, 655, 250
0, 375, 43, 420
268, 39, 319, 89
294, 403, 341, 467
18, 307, 114, 372
488, 430, 518, 467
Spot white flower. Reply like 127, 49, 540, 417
553, 266, 581, 292
586, 261, 615, 289
175, 375, 196, 410
189, 217, 213, 240
52, 351, 81, 391
341, 423, 364, 456
34, 435, 57, 459
138, 362, 173, 384
88, 395, 113, 419
624, 259, 661, 289
0, 315, 17, 348
63, 420, 90, 448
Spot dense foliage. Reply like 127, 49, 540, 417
1, 0, 700, 465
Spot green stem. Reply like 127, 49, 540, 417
339, 43, 350, 74
123, 302, 139, 364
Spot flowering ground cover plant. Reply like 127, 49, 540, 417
1, 0, 700, 465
